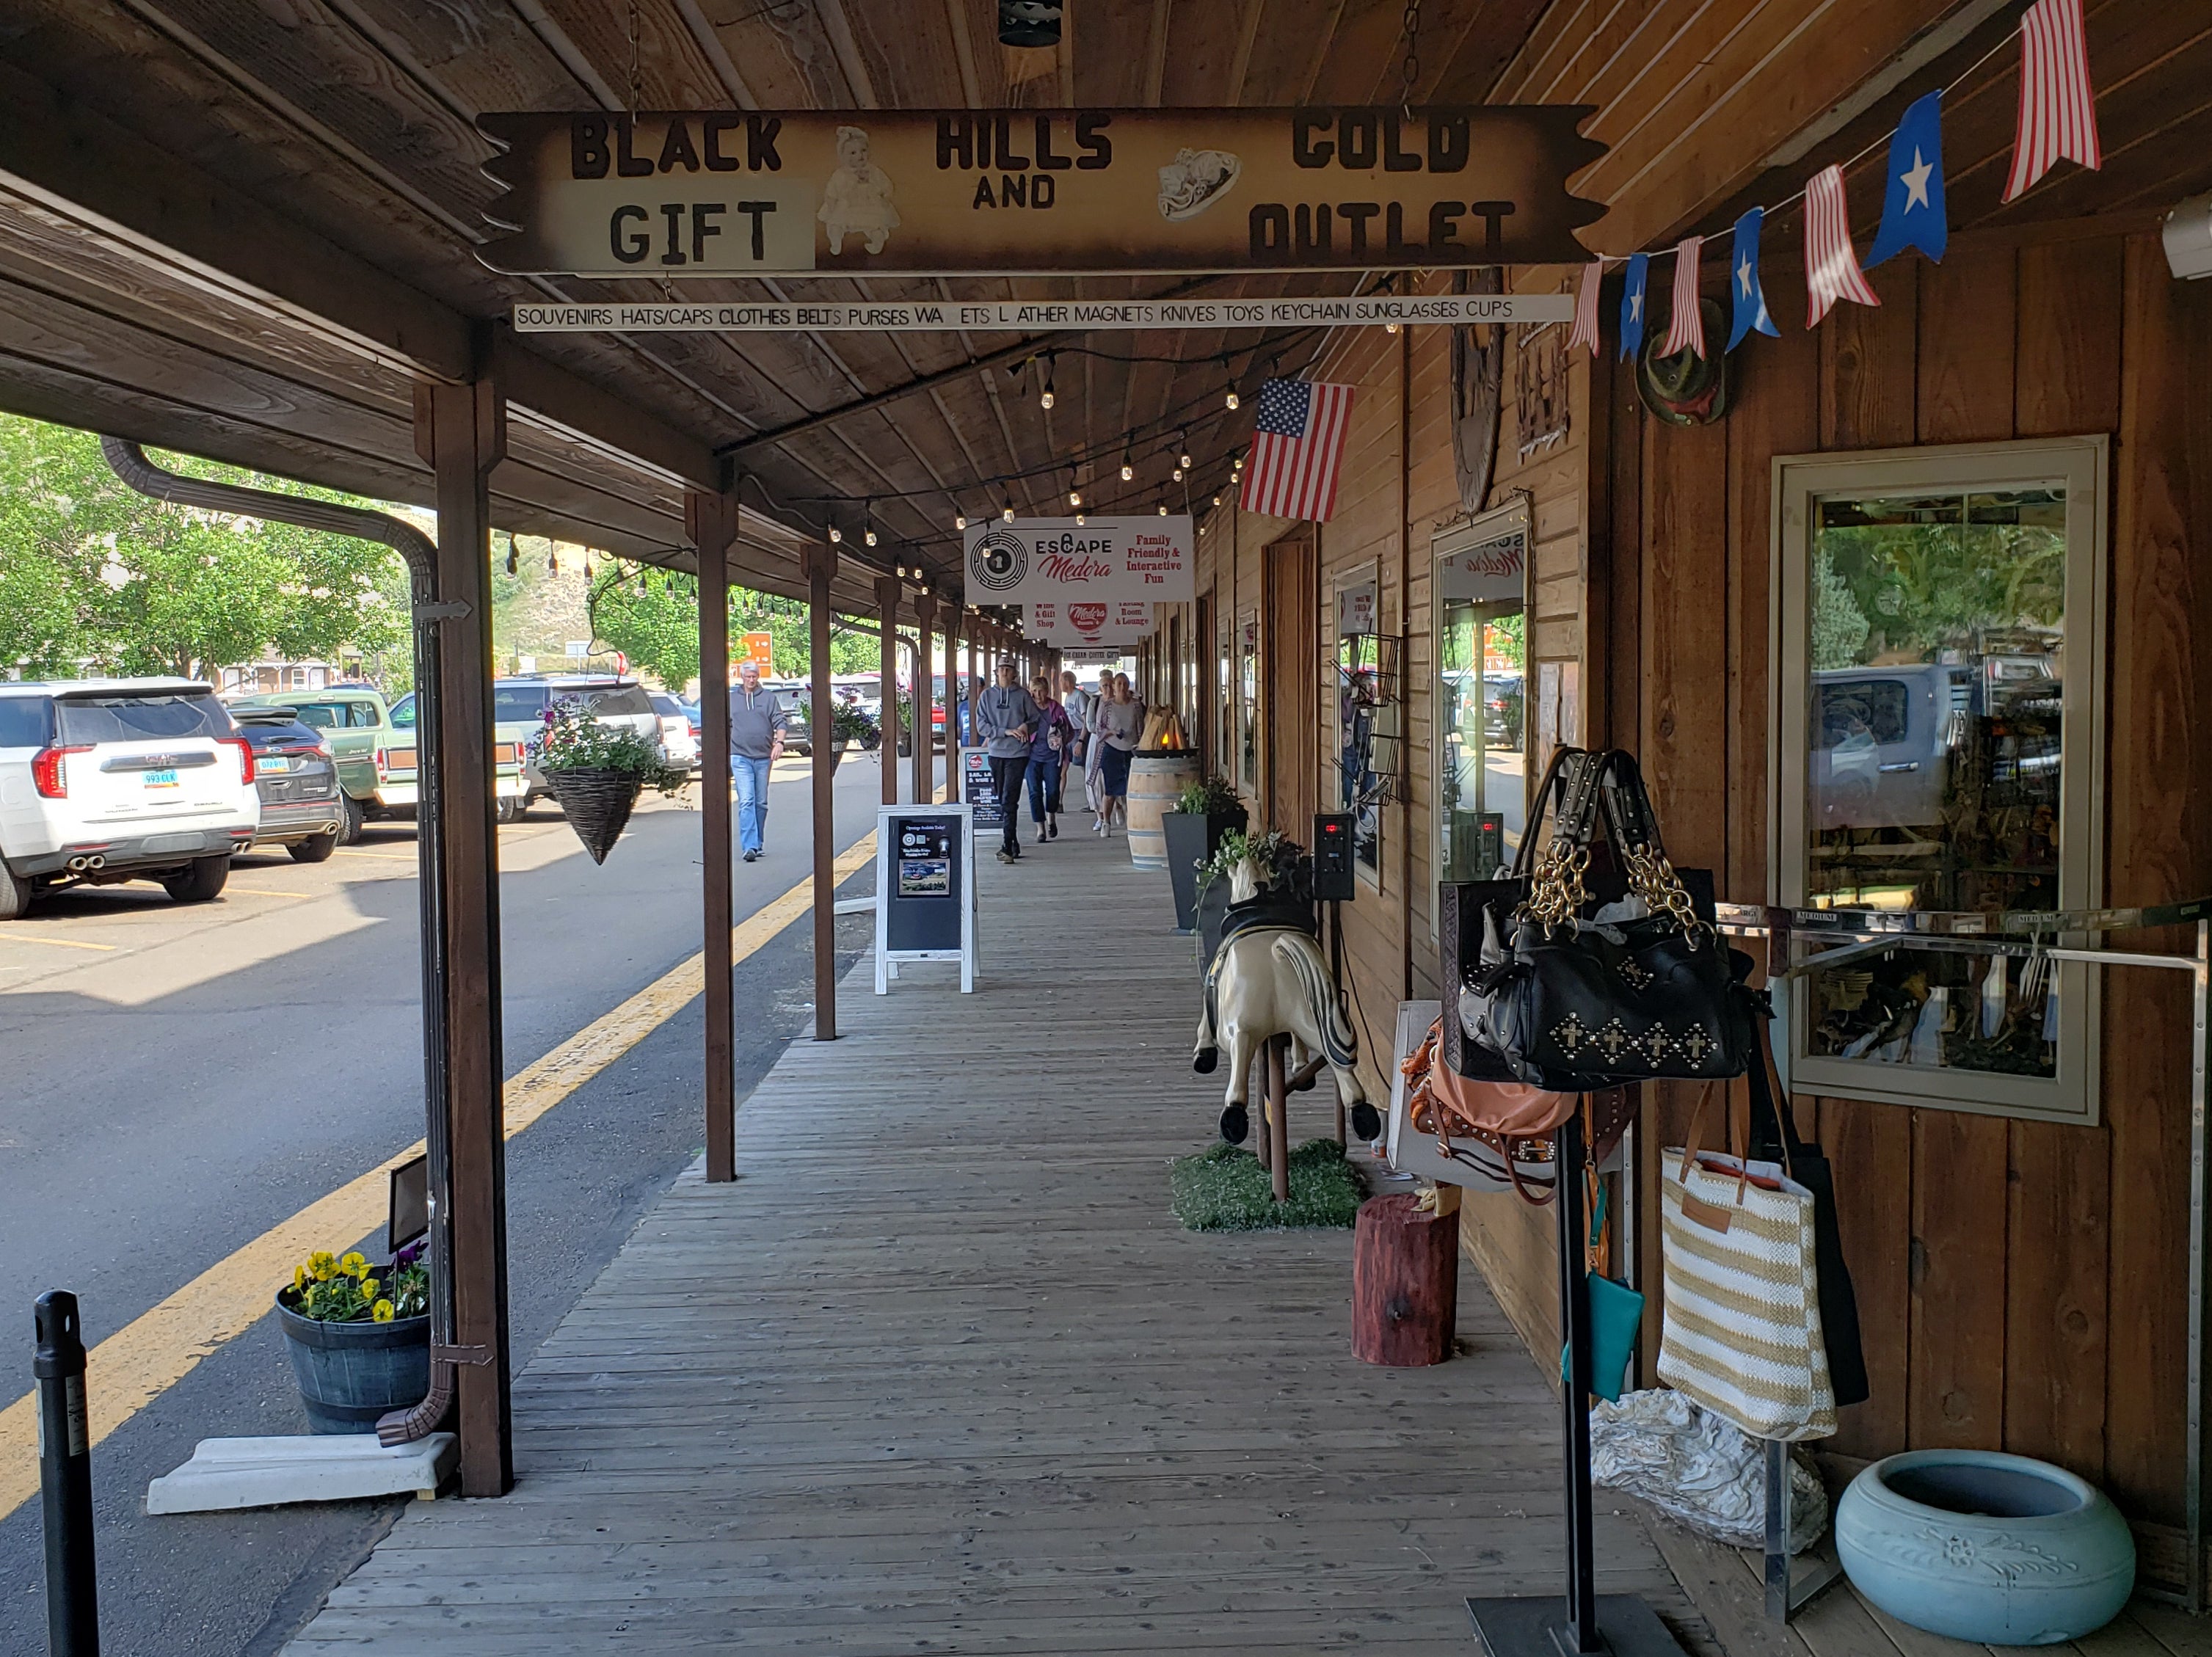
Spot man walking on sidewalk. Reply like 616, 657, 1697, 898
730, 658, 785, 863
971, 659, 1041, 864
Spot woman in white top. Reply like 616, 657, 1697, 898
1090, 673, 1146, 836
1083, 667, 1115, 829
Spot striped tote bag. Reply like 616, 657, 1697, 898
1656, 1140, 1838, 1442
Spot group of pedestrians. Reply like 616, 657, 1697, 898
971, 664, 1146, 863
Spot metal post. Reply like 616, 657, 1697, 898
807, 542, 839, 1043
945, 605, 965, 804
413, 372, 512, 1497
912, 593, 936, 805
34, 1292, 97, 1656
1557, 1108, 1601, 1653
1265, 1035, 1290, 1204
691, 486, 738, 1183
874, 576, 901, 806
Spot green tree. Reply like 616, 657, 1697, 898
0, 414, 405, 681
1811, 546, 1871, 669
586, 561, 877, 689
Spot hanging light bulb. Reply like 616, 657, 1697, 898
1212, 494, 1222, 506
1157, 505, 1168, 517
1039, 356, 1056, 411
1074, 512, 1086, 527
1225, 387, 1240, 410
1069, 486, 1082, 509
1119, 451, 1134, 482
1232, 451, 1244, 471
583, 555, 594, 580
1178, 436, 1192, 469
1384, 321, 1400, 335
955, 513, 967, 531
505, 542, 519, 576
547, 545, 559, 575
829, 525, 843, 544
1001, 498, 1016, 522
1172, 467, 1184, 483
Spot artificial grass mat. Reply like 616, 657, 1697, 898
1169, 1137, 1367, 1231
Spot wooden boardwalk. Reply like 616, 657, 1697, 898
290, 825, 1707, 1655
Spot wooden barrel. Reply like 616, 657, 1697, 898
1125, 753, 1198, 870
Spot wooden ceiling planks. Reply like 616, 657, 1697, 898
1417, 0, 1556, 103
1238, 0, 1351, 103
1157, 0, 1256, 105
335, 0, 594, 116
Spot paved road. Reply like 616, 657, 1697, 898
0, 753, 911, 1656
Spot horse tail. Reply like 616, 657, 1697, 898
1273, 934, 1356, 1068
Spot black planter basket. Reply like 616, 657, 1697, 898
545, 767, 644, 864
1163, 806, 1248, 933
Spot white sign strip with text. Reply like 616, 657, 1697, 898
511, 293, 1574, 334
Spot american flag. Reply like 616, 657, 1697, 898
1242, 378, 1355, 522
2004, 0, 2102, 202
1803, 164, 1880, 328
1567, 259, 1603, 357
1659, 234, 1706, 358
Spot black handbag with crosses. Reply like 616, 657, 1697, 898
1462, 748, 1757, 1093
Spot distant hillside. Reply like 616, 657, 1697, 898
492, 535, 595, 672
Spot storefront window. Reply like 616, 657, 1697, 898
1237, 611, 1258, 793
1775, 440, 2106, 1122
1434, 504, 1529, 886
1335, 573, 1383, 880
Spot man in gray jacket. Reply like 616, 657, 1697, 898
970, 660, 1041, 862
730, 658, 785, 862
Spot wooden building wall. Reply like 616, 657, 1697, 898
1601, 228, 2212, 1544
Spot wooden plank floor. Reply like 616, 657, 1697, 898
288, 825, 1712, 1655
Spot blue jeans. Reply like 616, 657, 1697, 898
1026, 752, 1062, 824
732, 754, 772, 855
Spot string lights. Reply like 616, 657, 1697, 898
1039, 354, 1056, 411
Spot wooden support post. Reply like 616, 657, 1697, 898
412, 371, 511, 1498
912, 592, 936, 804
874, 575, 901, 806
690, 485, 738, 1183
807, 542, 839, 1042
1351, 1193, 1459, 1365
945, 602, 964, 803
1266, 1034, 1290, 1205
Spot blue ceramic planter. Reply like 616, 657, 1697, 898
275, 1293, 430, 1435
1836, 1450, 2135, 1646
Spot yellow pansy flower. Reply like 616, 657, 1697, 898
338, 1251, 368, 1278
359, 1279, 379, 1298
371, 1300, 395, 1323
293, 1265, 308, 1292
308, 1251, 335, 1276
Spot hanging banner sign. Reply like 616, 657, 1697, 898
1026, 599, 1157, 646
509, 291, 1575, 333
476, 107, 1604, 277
964, 517, 1193, 604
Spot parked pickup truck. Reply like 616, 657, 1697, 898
237, 686, 525, 834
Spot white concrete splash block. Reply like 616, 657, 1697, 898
146, 1432, 457, 1515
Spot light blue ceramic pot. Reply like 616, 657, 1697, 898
1835, 1450, 2135, 1646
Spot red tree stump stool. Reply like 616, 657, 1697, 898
1351, 1192, 1458, 1366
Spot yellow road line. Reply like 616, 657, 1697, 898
0, 935, 117, 952
0, 830, 877, 1521
227, 888, 316, 899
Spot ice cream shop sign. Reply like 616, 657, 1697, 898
474, 107, 1603, 277
964, 518, 1193, 605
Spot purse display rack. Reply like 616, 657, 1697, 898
1713, 892, 2212, 1617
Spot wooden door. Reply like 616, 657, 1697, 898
1263, 535, 1317, 837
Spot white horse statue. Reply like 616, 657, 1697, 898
1193, 850, 1378, 1145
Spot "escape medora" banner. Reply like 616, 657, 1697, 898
964, 517, 1193, 605
475, 107, 1604, 277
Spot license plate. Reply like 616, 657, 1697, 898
143, 768, 180, 789
261, 756, 290, 773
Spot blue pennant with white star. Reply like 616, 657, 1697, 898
1866, 89, 1948, 267
1618, 253, 1649, 361
1726, 207, 1778, 351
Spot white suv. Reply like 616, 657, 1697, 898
0, 680, 260, 919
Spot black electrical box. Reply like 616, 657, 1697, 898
1311, 812, 1356, 901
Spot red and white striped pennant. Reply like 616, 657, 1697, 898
1803, 164, 1880, 328
1567, 259, 1604, 357
1659, 236, 1705, 357
2004, 0, 2102, 202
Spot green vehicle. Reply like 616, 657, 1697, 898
231, 686, 525, 839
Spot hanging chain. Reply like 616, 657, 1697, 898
626, 0, 643, 117
1399, 0, 1422, 115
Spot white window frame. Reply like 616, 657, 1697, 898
1769, 437, 2108, 1124
1429, 497, 1533, 942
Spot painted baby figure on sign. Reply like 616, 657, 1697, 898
818, 125, 899, 255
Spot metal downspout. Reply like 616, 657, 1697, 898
97, 438, 460, 1446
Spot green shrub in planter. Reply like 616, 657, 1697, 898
1163, 774, 1248, 933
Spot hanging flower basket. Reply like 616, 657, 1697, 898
545, 767, 643, 863
530, 698, 688, 864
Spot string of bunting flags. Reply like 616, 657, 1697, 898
1565, 0, 2103, 360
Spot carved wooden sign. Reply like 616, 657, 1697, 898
476, 108, 1604, 277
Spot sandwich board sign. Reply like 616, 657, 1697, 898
876, 804, 977, 994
